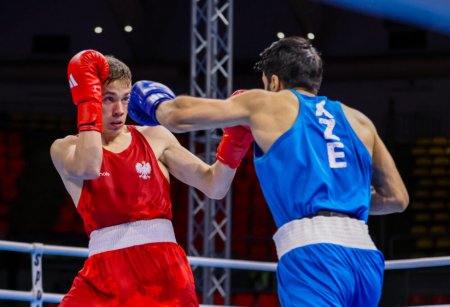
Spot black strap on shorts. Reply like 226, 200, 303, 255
308, 210, 353, 218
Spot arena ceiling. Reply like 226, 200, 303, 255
1, 0, 450, 113
1, 0, 450, 63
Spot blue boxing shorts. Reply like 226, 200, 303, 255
273, 216, 385, 307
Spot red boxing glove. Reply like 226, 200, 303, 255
67, 50, 109, 132
230, 89, 247, 96
216, 89, 253, 168
216, 125, 254, 168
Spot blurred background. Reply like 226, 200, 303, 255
1, 0, 450, 306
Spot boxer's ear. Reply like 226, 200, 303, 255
269, 74, 282, 92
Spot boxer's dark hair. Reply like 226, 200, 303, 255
254, 36, 323, 94
105, 55, 132, 86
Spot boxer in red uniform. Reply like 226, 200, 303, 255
50, 50, 253, 306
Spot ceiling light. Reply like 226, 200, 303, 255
277, 32, 285, 39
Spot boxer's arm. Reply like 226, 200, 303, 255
155, 127, 236, 199
50, 134, 102, 180
370, 132, 409, 215
52, 50, 110, 180
156, 90, 266, 132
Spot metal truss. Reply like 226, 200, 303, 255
189, 0, 233, 304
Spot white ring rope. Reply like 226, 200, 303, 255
0, 240, 278, 271
2, 240, 450, 271
0, 239, 449, 304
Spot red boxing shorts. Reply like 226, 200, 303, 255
60, 220, 198, 306
60, 242, 198, 306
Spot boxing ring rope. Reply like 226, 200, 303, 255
0, 240, 450, 305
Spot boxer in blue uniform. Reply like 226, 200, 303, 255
128, 36, 409, 306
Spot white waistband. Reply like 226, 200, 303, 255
273, 216, 377, 259
88, 219, 176, 256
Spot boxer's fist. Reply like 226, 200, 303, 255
128, 98, 154, 126
67, 50, 109, 132
67, 50, 109, 105
230, 89, 247, 97
216, 89, 253, 168
217, 125, 254, 169
129, 80, 175, 126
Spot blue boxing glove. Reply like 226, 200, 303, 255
128, 99, 154, 126
128, 80, 175, 126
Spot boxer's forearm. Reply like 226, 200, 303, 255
158, 96, 238, 133
369, 190, 408, 215
71, 131, 103, 179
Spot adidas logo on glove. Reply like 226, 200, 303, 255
68, 74, 78, 88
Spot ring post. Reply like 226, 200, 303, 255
31, 243, 44, 307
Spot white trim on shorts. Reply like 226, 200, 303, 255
88, 219, 177, 256
273, 216, 377, 259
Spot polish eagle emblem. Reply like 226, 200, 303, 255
135, 161, 151, 179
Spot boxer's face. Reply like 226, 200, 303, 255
101, 79, 131, 133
